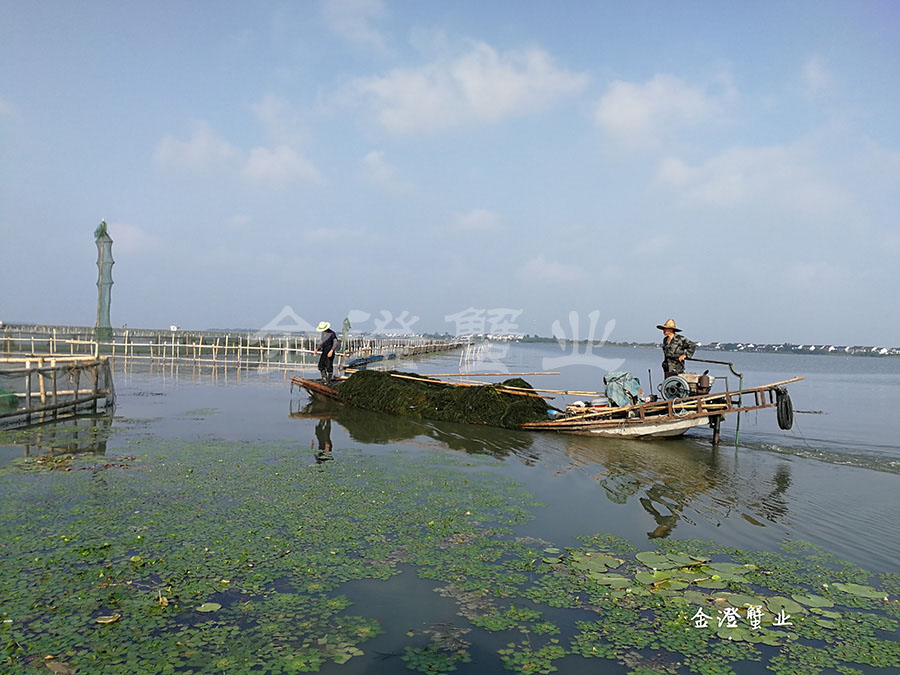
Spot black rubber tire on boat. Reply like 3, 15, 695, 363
776, 387, 794, 430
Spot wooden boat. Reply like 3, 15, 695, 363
521, 377, 802, 440
290, 374, 803, 442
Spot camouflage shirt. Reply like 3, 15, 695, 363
661, 334, 696, 375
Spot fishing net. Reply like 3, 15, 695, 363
0, 358, 116, 426
334, 370, 551, 428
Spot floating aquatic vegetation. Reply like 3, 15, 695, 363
334, 370, 550, 428
0, 428, 897, 674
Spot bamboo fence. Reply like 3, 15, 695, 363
1, 325, 468, 372
0, 355, 116, 426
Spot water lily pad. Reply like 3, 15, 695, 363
197, 602, 222, 613
832, 582, 888, 600
636, 552, 681, 569
683, 590, 709, 605
707, 562, 753, 575
635, 571, 656, 585
716, 626, 754, 641
719, 593, 763, 608
815, 619, 837, 629
791, 593, 834, 608
765, 596, 804, 615
746, 629, 783, 646
570, 551, 623, 575
95, 614, 121, 624
695, 579, 728, 590
666, 553, 706, 566
590, 573, 629, 587
811, 609, 841, 619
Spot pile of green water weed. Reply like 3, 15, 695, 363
334, 370, 550, 428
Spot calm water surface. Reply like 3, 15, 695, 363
3, 343, 899, 672
5, 342, 893, 572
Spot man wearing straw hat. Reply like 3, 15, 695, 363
315, 321, 339, 384
657, 318, 696, 378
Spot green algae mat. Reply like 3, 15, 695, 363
334, 370, 550, 428
1, 435, 898, 674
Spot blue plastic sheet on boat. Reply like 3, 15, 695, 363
603, 371, 641, 408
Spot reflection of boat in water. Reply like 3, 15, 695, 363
290, 373, 803, 442
290, 397, 536, 457
551, 433, 795, 539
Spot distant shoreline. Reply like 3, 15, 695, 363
423, 334, 900, 357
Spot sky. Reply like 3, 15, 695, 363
1, 1, 898, 345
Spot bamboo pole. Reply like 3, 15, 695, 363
92, 364, 99, 413
51, 359, 58, 419
388, 373, 548, 398
426, 371, 561, 377
24, 361, 32, 424
38, 357, 47, 405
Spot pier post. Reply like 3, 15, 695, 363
24, 361, 32, 424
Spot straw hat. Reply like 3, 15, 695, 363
656, 318, 682, 332
316, 321, 331, 331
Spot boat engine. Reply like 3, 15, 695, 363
660, 375, 690, 400
659, 371, 716, 400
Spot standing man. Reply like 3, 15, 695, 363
315, 321, 339, 384
657, 318, 696, 378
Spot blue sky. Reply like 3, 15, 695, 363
2, 1, 898, 344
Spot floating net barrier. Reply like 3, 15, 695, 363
334, 370, 551, 429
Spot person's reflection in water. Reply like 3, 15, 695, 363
311, 418, 334, 463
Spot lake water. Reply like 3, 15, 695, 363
2, 342, 898, 673
97, 343, 900, 571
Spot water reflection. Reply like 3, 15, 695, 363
288, 397, 797, 542
311, 418, 334, 463
552, 435, 795, 538
0, 413, 112, 459
290, 399, 536, 458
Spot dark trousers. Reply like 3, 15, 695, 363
318, 352, 334, 380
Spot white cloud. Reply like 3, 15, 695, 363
521, 254, 585, 284
656, 144, 848, 215
251, 93, 305, 145
595, 74, 732, 148
353, 41, 588, 133
227, 214, 252, 230
633, 234, 671, 256
322, 0, 386, 52
801, 56, 834, 96
453, 208, 502, 232
155, 121, 236, 170
243, 145, 322, 189
303, 226, 372, 244
108, 222, 160, 255
361, 150, 413, 193
0, 97, 12, 116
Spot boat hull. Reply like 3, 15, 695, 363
542, 416, 710, 439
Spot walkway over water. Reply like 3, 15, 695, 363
1, 324, 468, 372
